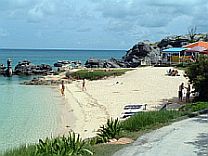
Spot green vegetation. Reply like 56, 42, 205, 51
179, 102, 208, 113
2, 102, 208, 156
92, 144, 126, 156
1, 145, 36, 156
70, 69, 131, 80
186, 56, 208, 100
97, 118, 121, 143
36, 132, 93, 156
121, 110, 185, 132
175, 63, 191, 70
1, 132, 93, 156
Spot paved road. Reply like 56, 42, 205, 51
114, 114, 208, 156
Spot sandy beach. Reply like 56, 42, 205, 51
63, 67, 189, 138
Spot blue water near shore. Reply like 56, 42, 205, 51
0, 49, 125, 151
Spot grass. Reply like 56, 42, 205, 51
1, 145, 36, 156
70, 69, 132, 80
93, 102, 208, 156
121, 110, 185, 132
1, 102, 208, 156
92, 110, 186, 156
92, 144, 126, 156
1, 132, 93, 156
179, 102, 208, 113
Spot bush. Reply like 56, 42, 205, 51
97, 118, 121, 143
186, 56, 208, 101
1, 133, 93, 156
36, 132, 93, 156
121, 111, 184, 132
70, 69, 131, 80
179, 102, 208, 113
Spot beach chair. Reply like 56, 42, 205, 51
120, 104, 146, 119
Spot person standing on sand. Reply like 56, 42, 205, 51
82, 78, 86, 91
60, 80, 65, 96
178, 83, 184, 102
185, 83, 191, 102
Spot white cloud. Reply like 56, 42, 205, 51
1, 0, 208, 49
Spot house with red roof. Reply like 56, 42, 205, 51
184, 41, 208, 49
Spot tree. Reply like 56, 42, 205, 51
186, 56, 208, 101
188, 26, 197, 43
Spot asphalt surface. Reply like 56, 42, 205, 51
114, 114, 208, 156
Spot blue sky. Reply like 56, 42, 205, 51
0, 0, 208, 49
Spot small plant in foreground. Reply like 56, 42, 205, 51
97, 118, 121, 143
36, 132, 93, 156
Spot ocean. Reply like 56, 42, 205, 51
0, 49, 125, 151
0, 49, 125, 66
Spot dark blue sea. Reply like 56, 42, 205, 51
0, 49, 125, 66
0, 49, 125, 151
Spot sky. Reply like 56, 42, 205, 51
0, 0, 208, 49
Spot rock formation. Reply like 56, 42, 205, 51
14, 60, 52, 75
5, 59, 13, 77
85, 33, 208, 68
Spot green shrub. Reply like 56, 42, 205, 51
71, 69, 131, 80
179, 102, 208, 113
186, 56, 208, 101
36, 132, 93, 156
121, 111, 184, 132
1, 133, 93, 156
97, 118, 121, 143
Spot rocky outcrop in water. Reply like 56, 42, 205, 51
0, 59, 13, 77
85, 58, 104, 68
85, 58, 127, 68
5, 59, 13, 77
0, 64, 6, 75
14, 60, 52, 75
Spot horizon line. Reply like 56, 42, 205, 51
0, 47, 127, 51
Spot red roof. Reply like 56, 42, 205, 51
184, 41, 208, 49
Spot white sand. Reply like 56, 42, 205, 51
63, 67, 189, 138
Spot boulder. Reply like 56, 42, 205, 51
14, 60, 52, 75
123, 41, 161, 67
85, 58, 105, 68
123, 42, 152, 63
84, 33, 208, 69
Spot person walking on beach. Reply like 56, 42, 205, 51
60, 80, 65, 96
178, 83, 184, 102
185, 83, 191, 103
82, 78, 86, 91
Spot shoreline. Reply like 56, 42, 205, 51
49, 86, 77, 137
60, 67, 189, 139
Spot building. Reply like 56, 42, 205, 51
184, 41, 208, 49
161, 47, 187, 64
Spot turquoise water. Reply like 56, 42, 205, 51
0, 49, 125, 151
0, 76, 64, 151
